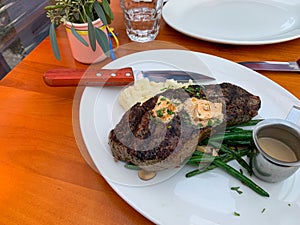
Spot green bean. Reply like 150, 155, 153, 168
218, 144, 253, 175
207, 130, 253, 143
188, 155, 216, 164
236, 119, 263, 127
205, 141, 253, 175
212, 159, 269, 197
200, 127, 253, 145
191, 150, 206, 156
124, 163, 140, 170
186, 166, 216, 177
189, 147, 250, 162
226, 119, 263, 130
186, 148, 250, 177
187, 151, 230, 166
224, 140, 252, 146
186, 154, 234, 177
225, 127, 244, 132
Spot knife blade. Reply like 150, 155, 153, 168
239, 60, 300, 72
43, 67, 215, 87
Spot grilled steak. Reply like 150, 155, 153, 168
109, 83, 261, 171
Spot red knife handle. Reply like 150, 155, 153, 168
43, 67, 134, 87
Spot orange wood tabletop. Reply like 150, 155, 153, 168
0, 2, 299, 224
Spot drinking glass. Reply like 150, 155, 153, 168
120, 0, 164, 42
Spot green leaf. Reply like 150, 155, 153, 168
87, 16, 96, 51
93, 1, 107, 25
95, 28, 110, 57
71, 25, 89, 47
49, 23, 60, 60
102, 0, 114, 21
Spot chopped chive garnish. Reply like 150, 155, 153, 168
208, 119, 213, 126
167, 109, 174, 115
231, 186, 243, 194
156, 108, 165, 117
234, 211, 240, 216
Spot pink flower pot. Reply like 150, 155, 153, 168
65, 19, 108, 64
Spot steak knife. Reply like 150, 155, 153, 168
43, 67, 215, 87
239, 59, 300, 72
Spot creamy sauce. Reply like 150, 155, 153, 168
258, 137, 298, 162
138, 170, 157, 181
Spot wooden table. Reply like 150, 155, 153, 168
0, 2, 299, 224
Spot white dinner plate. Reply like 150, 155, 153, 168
79, 50, 300, 225
162, 0, 300, 45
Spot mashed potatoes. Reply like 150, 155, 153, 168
118, 78, 194, 111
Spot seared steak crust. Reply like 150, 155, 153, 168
108, 83, 261, 171
201, 83, 261, 126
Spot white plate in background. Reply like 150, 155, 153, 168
162, 0, 300, 45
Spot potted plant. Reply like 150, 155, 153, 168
45, 0, 114, 63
